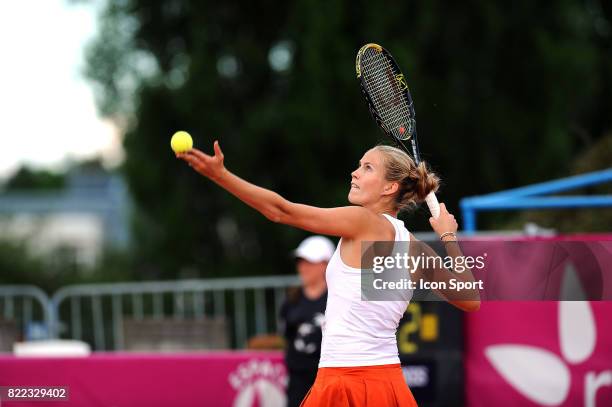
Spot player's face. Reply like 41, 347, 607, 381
349, 149, 392, 206
296, 258, 327, 286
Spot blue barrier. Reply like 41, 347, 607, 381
460, 169, 612, 233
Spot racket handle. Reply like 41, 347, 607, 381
425, 193, 440, 218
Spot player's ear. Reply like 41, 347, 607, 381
382, 181, 399, 196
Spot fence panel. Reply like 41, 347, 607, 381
50, 276, 299, 350
0, 285, 52, 349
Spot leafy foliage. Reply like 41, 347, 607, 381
2, 167, 65, 191
83, 0, 612, 278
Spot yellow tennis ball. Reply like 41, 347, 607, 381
170, 131, 193, 153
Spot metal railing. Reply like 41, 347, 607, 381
0, 285, 52, 340
49, 275, 300, 350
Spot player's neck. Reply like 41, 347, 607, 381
365, 201, 397, 218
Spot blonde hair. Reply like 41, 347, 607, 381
373, 145, 440, 212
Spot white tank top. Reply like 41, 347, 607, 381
318, 214, 413, 367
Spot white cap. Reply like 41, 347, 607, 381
293, 236, 335, 263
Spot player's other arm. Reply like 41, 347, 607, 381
177, 142, 370, 238
412, 204, 481, 312
411, 238, 481, 312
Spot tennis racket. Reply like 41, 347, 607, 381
356, 43, 440, 218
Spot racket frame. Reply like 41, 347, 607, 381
356, 43, 440, 218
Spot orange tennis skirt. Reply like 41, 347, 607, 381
299, 363, 418, 407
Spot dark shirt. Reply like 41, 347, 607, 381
280, 288, 327, 373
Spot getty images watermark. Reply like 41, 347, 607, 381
370, 251, 486, 292
359, 240, 485, 302
360, 239, 612, 302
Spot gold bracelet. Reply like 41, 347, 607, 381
439, 232, 457, 241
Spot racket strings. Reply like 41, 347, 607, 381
360, 48, 414, 140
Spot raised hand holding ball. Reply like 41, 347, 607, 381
170, 131, 193, 153
176, 141, 226, 182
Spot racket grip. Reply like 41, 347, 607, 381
425, 193, 440, 218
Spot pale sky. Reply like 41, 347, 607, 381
0, 0, 122, 180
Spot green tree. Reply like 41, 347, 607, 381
506, 133, 612, 233
83, 0, 612, 278
0, 240, 78, 293
3, 167, 65, 191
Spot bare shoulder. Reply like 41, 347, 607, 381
327, 206, 395, 240
359, 212, 397, 242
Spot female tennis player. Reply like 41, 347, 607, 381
177, 141, 480, 407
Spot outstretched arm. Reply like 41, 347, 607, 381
177, 141, 372, 238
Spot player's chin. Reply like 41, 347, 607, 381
348, 190, 362, 205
